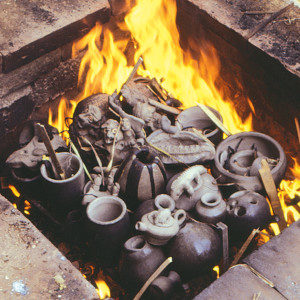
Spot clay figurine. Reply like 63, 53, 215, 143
167, 165, 220, 211
136, 202, 186, 245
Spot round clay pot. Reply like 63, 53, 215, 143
226, 190, 272, 237
63, 209, 85, 244
167, 221, 221, 279
212, 132, 287, 193
177, 105, 223, 145
195, 192, 227, 224
86, 196, 130, 265
119, 235, 166, 292
133, 194, 175, 223
40, 152, 85, 212
115, 147, 167, 208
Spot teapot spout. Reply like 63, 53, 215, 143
136, 221, 148, 232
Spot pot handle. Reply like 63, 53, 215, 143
155, 194, 175, 211
135, 221, 148, 232
174, 209, 186, 225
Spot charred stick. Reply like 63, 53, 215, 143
148, 98, 181, 115
36, 123, 66, 180
117, 57, 143, 98
295, 117, 300, 144
259, 159, 287, 231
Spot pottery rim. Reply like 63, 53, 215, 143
200, 193, 222, 207
124, 235, 147, 252
86, 195, 127, 225
214, 132, 286, 179
40, 152, 83, 183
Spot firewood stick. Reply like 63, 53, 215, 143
36, 123, 66, 180
148, 98, 181, 115
295, 117, 300, 144
230, 228, 260, 267
197, 103, 232, 136
117, 57, 143, 97
133, 257, 173, 300
259, 159, 287, 231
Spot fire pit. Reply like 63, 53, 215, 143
0, 0, 299, 299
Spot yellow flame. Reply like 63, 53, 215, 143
95, 279, 111, 299
8, 185, 20, 197
213, 265, 220, 278
24, 200, 31, 216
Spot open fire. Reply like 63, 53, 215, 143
1, 0, 299, 299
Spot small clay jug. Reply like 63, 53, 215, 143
40, 152, 85, 213
133, 194, 175, 223
119, 235, 166, 292
144, 271, 184, 300
167, 221, 221, 280
86, 196, 130, 265
136, 203, 186, 245
195, 192, 227, 224
115, 147, 167, 209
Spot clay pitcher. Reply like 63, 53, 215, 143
115, 147, 167, 209
119, 235, 166, 292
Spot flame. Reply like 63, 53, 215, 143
8, 185, 20, 197
213, 265, 220, 278
24, 200, 31, 216
95, 279, 111, 299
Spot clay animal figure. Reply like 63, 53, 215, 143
6, 124, 66, 171
167, 165, 220, 211
147, 129, 215, 165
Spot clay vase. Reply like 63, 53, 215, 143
167, 221, 221, 279
145, 271, 184, 300
195, 192, 227, 224
115, 147, 167, 209
133, 194, 175, 223
226, 190, 272, 238
136, 207, 186, 245
86, 196, 130, 266
40, 152, 85, 213
119, 235, 166, 292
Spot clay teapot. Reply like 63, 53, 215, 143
136, 204, 186, 245
119, 235, 166, 292
195, 192, 227, 224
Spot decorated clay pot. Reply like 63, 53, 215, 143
119, 235, 166, 292
167, 221, 221, 279
167, 165, 220, 211
40, 152, 85, 212
133, 194, 175, 223
136, 206, 186, 245
226, 190, 272, 237
115, 147, 167, 208
86, 196, 130, 265
195, 192, 227, 224
177, 105, 223, 145
212, 131, 287, 193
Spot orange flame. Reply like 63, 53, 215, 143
24, 200, 31, 216
213, 265, 220, 279
95, 279, 111, 299
8, 185, 20, 197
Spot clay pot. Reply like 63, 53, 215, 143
119, 235, 166, 292
86, 196, 130, 266
167, 221, 221, 279
226, 190, 272, 237
136, 207, 186, 245
167, 165, 220, 211
115, 147, 167, 208
195, 192, 227, 224
177, 105, 223, 145
63, 209, 85, 244
145, 271, 183, 300
133, 194, 175, 223
212, 132, 287, 193
40, 152, 85, 212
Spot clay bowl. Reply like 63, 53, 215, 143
212, 132, 287, 193
177, 105, 223, 145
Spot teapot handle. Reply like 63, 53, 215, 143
174, 209, 186, 225
155, 194, 175, 211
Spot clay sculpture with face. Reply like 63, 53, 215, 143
167, 165, 220, 211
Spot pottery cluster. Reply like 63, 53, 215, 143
4, 77, 288, 297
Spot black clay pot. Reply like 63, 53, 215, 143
119, 235, 166, 292
212, 131, 287, 193
63, 209, 86, 244
177, 105, 223, 145
226, 190, 272, 238
167, 221, 221, 279
115, 147, 167, 209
